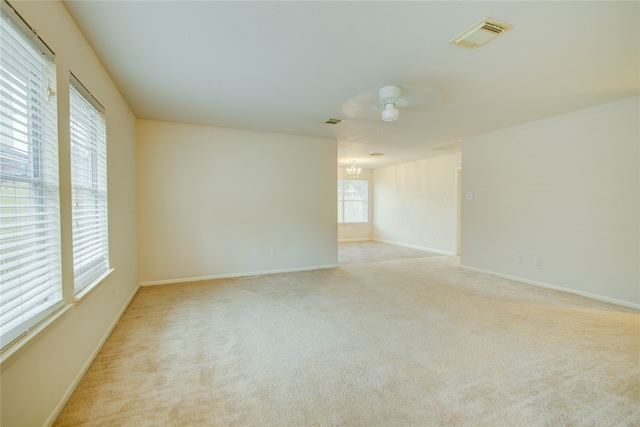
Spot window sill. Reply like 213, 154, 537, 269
339, 222, 370, 225
0, 302, 72, 366
72, 268, 115, 306
1, 269, 115, 365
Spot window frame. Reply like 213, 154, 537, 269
69, 72, 110, 297
0, 0, 64, 351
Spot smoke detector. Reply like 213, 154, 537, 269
450, 17, 513, 49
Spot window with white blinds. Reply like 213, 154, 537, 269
0, 1, 62, 348
69, 74, 108, 295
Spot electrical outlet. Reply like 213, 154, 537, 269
533, 257, 541, 266
514, 254, 521, 263
270, 249, 276, 257
432, 234, 436, 241
251, 250, 257, 259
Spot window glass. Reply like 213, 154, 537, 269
338, 179, 368, 223
69, 75, 109, 294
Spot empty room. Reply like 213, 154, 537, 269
0, 1, 638, 426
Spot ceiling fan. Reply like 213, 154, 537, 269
378, 86, 406, 121
342, 85, 441, 122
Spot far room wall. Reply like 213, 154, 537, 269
461, 96, 639, 307
137, 120, 338, 284
372, 153, 462, 255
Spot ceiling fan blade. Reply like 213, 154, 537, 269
341, 90, 380, 119
396, 86, 442, 109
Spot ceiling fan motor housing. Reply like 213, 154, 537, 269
379, 85, 402, 105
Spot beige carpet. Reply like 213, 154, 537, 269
54, 251, 639, 426
338, 240, 443, 264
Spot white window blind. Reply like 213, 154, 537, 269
69, 73, 108, 295
0, 0, 62, 348
338, 179, 368, 223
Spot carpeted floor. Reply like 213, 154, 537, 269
54, 244, 640, 426
338, 240, 443, 264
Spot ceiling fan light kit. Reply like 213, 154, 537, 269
381, 103, 399, 121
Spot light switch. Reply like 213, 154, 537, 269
465, 193, 474, 201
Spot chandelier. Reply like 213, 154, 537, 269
346, 160, 361, 178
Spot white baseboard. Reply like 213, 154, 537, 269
373, 238, 456, 256
338, 237, 373, 243
140, 264, 340, 287
44, 284, 141, 427
461, 265, 640, 311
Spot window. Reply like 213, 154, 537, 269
0, 1, 62, 348
69, 73, 109, 295
338, 179, 368, 223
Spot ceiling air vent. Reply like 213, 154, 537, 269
323, 118, 342, 125
450, 17, 513, 49
369, 152, 385, 157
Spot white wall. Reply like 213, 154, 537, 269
461, 96, 639, 307
137, 120, 337, 284
0, 2, 139, 426
338, 167, 373, 241
372, 153, 462, 254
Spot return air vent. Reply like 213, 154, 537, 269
450, 17, 513, 49
481, 22, 504, 34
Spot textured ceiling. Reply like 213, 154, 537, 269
62, 1, 639, 168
